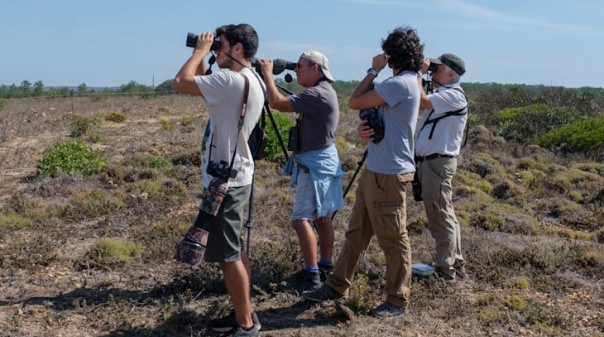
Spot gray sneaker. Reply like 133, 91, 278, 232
303, 284, 344, 302
227, 324, 260, 337
209, 311, 260, 333
370, 301, 406, 318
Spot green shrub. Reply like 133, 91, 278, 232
0, 99, 6, 112
66, 189, 125, 221
38, 140, 108, 177
495, 104, 580, 143
180, 115, 195, 126
70, 115, 99, 137
81, 239, 143, 269
124, 153, 172, 169
504, 295, 526, 311
536, 116, 604, 154
0, 212, 32, 231
470, 212, 505, 231
523, 299, 549, 325
104, 112, 126, 123
263, 111, 294, 160
160, 118, 175, 131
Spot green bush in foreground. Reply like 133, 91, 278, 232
38, 140, 108, 177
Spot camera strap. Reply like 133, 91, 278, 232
207, 75, 250, 180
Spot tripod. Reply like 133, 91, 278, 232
330, 149, 367, 220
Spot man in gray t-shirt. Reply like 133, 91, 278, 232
259, 50, 343, 291
304, 27, 424, 318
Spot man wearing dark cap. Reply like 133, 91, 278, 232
415, 53, 469, 282
258, 50, 344, 291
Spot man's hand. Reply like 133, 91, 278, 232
357, 120, 375, 141
193, 32, 215, 57
420, 58, 430, 75
371, 53, 390, 73
257, 59, 274, 79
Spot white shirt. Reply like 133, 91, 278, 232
415, 86, 468, 157
195, 67, 265, 187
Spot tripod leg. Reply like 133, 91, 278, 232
263, 101, 289, 161
331, 149, 367, 220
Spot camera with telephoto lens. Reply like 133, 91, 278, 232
428, 63, 439, 73
206, 160, 237, 180
186, 32, 222, 51
359, 107, 385, 143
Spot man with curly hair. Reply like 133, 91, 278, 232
304, 26, 424, 317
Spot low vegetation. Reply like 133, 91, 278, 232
0, 83, 602, 336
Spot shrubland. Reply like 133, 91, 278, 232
0, 83, 602, 337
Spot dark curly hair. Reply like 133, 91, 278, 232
381, 26, 424, 72
215, 23, 259, 60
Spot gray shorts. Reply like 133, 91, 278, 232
193, 184, 251, 263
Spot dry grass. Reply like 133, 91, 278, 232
0, 94, 603, 337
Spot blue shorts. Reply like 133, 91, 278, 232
292, 169, 318, 221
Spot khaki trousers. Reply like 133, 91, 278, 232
418, 157, 464, 278
326, 169, 413, 308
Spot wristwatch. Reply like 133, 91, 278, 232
367, 67, 379, 77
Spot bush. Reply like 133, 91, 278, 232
104, 112, 126, 123
495, 104, 580, 143
124, 153, 172, 169
80, 239, 143, 269
70, 115, 99, 137
38, 140, 108, 177
65, 189, 125, 221
0, 212, 32, 231
160, 118, 175, 131
536, 116, 604, 154
262, 111, 294, 160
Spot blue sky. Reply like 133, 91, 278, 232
2, 0, 602, 88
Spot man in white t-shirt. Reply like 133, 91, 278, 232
172, 23, 263, 337
416, 53, 469, 283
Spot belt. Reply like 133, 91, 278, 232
415, 153, 454, 163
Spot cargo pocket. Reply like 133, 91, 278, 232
373, 201, 405, 239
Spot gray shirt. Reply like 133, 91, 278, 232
366, 71, 420, 175
288, 80, 339, 153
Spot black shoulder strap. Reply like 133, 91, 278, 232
420, 87, 470, 146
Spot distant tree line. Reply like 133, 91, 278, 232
2, 78, 604, 102
0, 79, 177, 99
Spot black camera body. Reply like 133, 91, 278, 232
359, 107, 385, 143
186, 32, 221, 51
428, 63, 439, 73
287, 125, 300, 152
206, 160, 237, 180
412, 171, 422, 201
